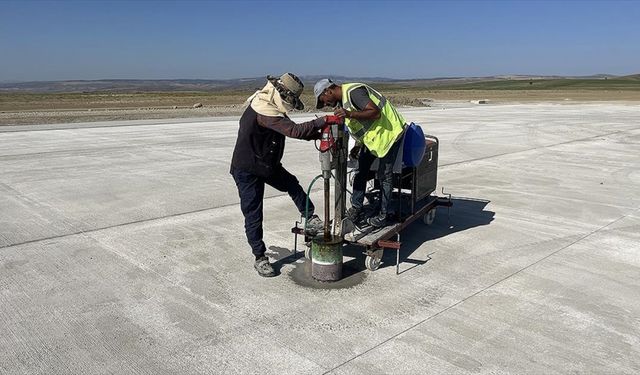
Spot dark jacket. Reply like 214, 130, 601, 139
231, 105, 324, 177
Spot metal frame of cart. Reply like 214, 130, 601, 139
292, 133, 452, 274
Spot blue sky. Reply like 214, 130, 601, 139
1, 0, 639, 81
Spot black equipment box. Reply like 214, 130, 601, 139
398, 135, 439, 209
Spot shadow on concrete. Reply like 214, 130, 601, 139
264, 247, 295, 276
376, 197, 494, 274
268, 197, 494, 277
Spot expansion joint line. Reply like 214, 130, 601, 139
0, 189, 323, 250
323, 206, 639, 374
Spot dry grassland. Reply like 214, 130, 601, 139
2, 87, 639, 126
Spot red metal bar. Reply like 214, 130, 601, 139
377, 239, 401, 249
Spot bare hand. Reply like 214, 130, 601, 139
334, 108, 351, 118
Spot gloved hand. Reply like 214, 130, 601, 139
312, 123, 331, 140
349, 144, 361, 160
324, 115, 343, 125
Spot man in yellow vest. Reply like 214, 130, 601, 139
314, 79, 406, 227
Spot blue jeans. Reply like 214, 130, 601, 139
231, 166, 314, 258
351, 139, 402, 216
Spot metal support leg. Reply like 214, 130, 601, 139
396, 174, 402, 222
377, 237, 402, 274
396, 233, 401, 275
294, 232, 298, 257
292, 219, 303, 259
442, 187, 452, 226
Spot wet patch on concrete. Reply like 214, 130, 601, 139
288, 258, 367, 290
268, 245, 368, 289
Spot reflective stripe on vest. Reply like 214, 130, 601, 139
342, 83, 406, 158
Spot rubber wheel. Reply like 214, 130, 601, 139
365, 255, 381, 271
423, 208, 436, 225
365, 249, 384, 271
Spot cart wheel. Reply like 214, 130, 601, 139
365, 255, 381, 271
365, 249, 384, 271
423, 208, 437, 225
304, 245, 312, 260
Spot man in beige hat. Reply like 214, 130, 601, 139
230, 73, 341, 277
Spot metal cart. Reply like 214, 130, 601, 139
344, 135, 452, 273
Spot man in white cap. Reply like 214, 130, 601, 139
231, 73, 341, 277
314, 78, 406, 228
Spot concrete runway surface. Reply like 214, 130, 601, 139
1, 103, 639, 374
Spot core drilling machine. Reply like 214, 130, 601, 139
292, 119, 452, 282
308, 119, 348, 282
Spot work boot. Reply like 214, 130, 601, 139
254, 256, 276, 277
367, 213, 387, 228
346, 206, 363, 223
305, 214, 324, 236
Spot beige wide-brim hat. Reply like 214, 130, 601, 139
267, 73, 305, 110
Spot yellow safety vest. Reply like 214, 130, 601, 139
342, 83, 406, 158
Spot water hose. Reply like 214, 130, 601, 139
304, 174, 324, 233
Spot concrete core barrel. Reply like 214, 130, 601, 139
311, 235, 343, 281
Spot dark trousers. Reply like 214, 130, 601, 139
351, 139, 402, 216
231, 166, 314, 258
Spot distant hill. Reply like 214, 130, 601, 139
0, 79, 263, 93
0, 76, 389, 93
0, 74, 637, 93
432, 75, 640, 91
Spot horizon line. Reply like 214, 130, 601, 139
2, 73, 637, 85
